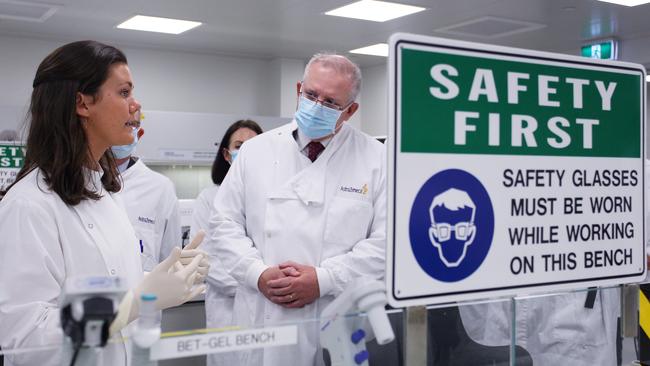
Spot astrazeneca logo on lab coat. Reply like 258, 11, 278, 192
409, 169, 494, 282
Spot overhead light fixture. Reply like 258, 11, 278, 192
325, 0, 426, 22
117, 15, 201, 34
0, 0, 59, 23
596, 0, 650, 6
350, 43, 389, 57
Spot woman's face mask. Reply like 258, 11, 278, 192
294, 95, 344, 139
228, 149, 239, 164
111, 127, 138, 159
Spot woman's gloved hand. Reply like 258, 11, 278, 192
109, 247, 205, 336
176, 230, 210, 285
137, 246, 205, 309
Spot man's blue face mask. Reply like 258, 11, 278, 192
111, 128, 138, 159
294, 95, 343, 139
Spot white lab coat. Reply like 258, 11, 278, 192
0, 168, 143, 366
209, 121, 387, 366
458, 287, 620, 365
191, 184, 219, 238
192, 184, 239, 366
119, 158, 181, 271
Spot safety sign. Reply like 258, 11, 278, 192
0, 142, 24, 192
386, 33, 646, 307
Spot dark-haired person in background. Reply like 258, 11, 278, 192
191, 119, 263, 236
191, 119, 262, 366
0, 40, 206, 366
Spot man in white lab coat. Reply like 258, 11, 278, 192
113, 111, 181, 271
209, 53, 386, 365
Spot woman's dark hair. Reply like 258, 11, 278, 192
211, 119, 263, 185
11, 40, 127, 205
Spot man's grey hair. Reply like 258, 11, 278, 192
302, 52, 362, 103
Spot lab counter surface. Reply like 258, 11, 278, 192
160, 298, 206, 366
159, 298, 403, 366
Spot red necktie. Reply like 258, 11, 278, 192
306, 141, 325, 162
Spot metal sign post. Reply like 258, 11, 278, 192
404, 306, 427, 366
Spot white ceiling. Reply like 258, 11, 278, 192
1, 0, 650, 67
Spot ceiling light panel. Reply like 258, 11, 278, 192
0, 0, 58, 22
435, 16, 546, 39
325, 0, 426, 22
350, 43, 388, 57
597, 0, 650, 6
117, 15, 202, 35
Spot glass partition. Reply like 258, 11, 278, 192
0, 284, 642, 365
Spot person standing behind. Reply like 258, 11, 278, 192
113, 110, 182, 272
209, 53, 386, 366
191, 119, 262, 366
191, 119, 263, 236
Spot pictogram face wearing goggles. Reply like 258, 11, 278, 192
430, 222, 475, 242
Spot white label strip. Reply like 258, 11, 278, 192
158, 148, 216, 162
149, 325, 298, 360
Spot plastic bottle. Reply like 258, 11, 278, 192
132, 293, 161, 348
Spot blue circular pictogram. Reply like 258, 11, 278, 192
409, 169, 494, 282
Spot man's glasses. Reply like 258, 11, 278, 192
300, 89, 350, 111
430, 222, 475, 242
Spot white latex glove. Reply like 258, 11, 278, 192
109, 247, 204, 335
177, 230, 210, 285
139, 246, 205, 309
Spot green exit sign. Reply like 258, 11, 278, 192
581, 40, 618, 60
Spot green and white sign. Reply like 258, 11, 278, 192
0, 142, 24, 192
581, 40, 617, 60
386, 33, 646, 307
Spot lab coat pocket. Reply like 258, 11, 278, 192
134, 225, 156, 272
323, 196, 372, 248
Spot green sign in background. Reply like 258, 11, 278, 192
0, 144, 25, 168
401, 47, 642, 158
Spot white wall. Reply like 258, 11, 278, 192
0, 34, 369, 133
360, 63, 388, 137
0, 35, 283, 120
126, 48, 273, 116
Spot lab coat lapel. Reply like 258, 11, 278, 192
68, 171, 114, 273
282, 123, 351, 205
70, 204, 111, 273
266, 123, 305, 201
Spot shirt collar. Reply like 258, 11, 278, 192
117, 156, 138, 173
295, 127, 333, 151
117, 159, 130, 173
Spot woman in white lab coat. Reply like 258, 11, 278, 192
0, 40, 204, 366
191, 119, 263, 235
191, 119, 261, 366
